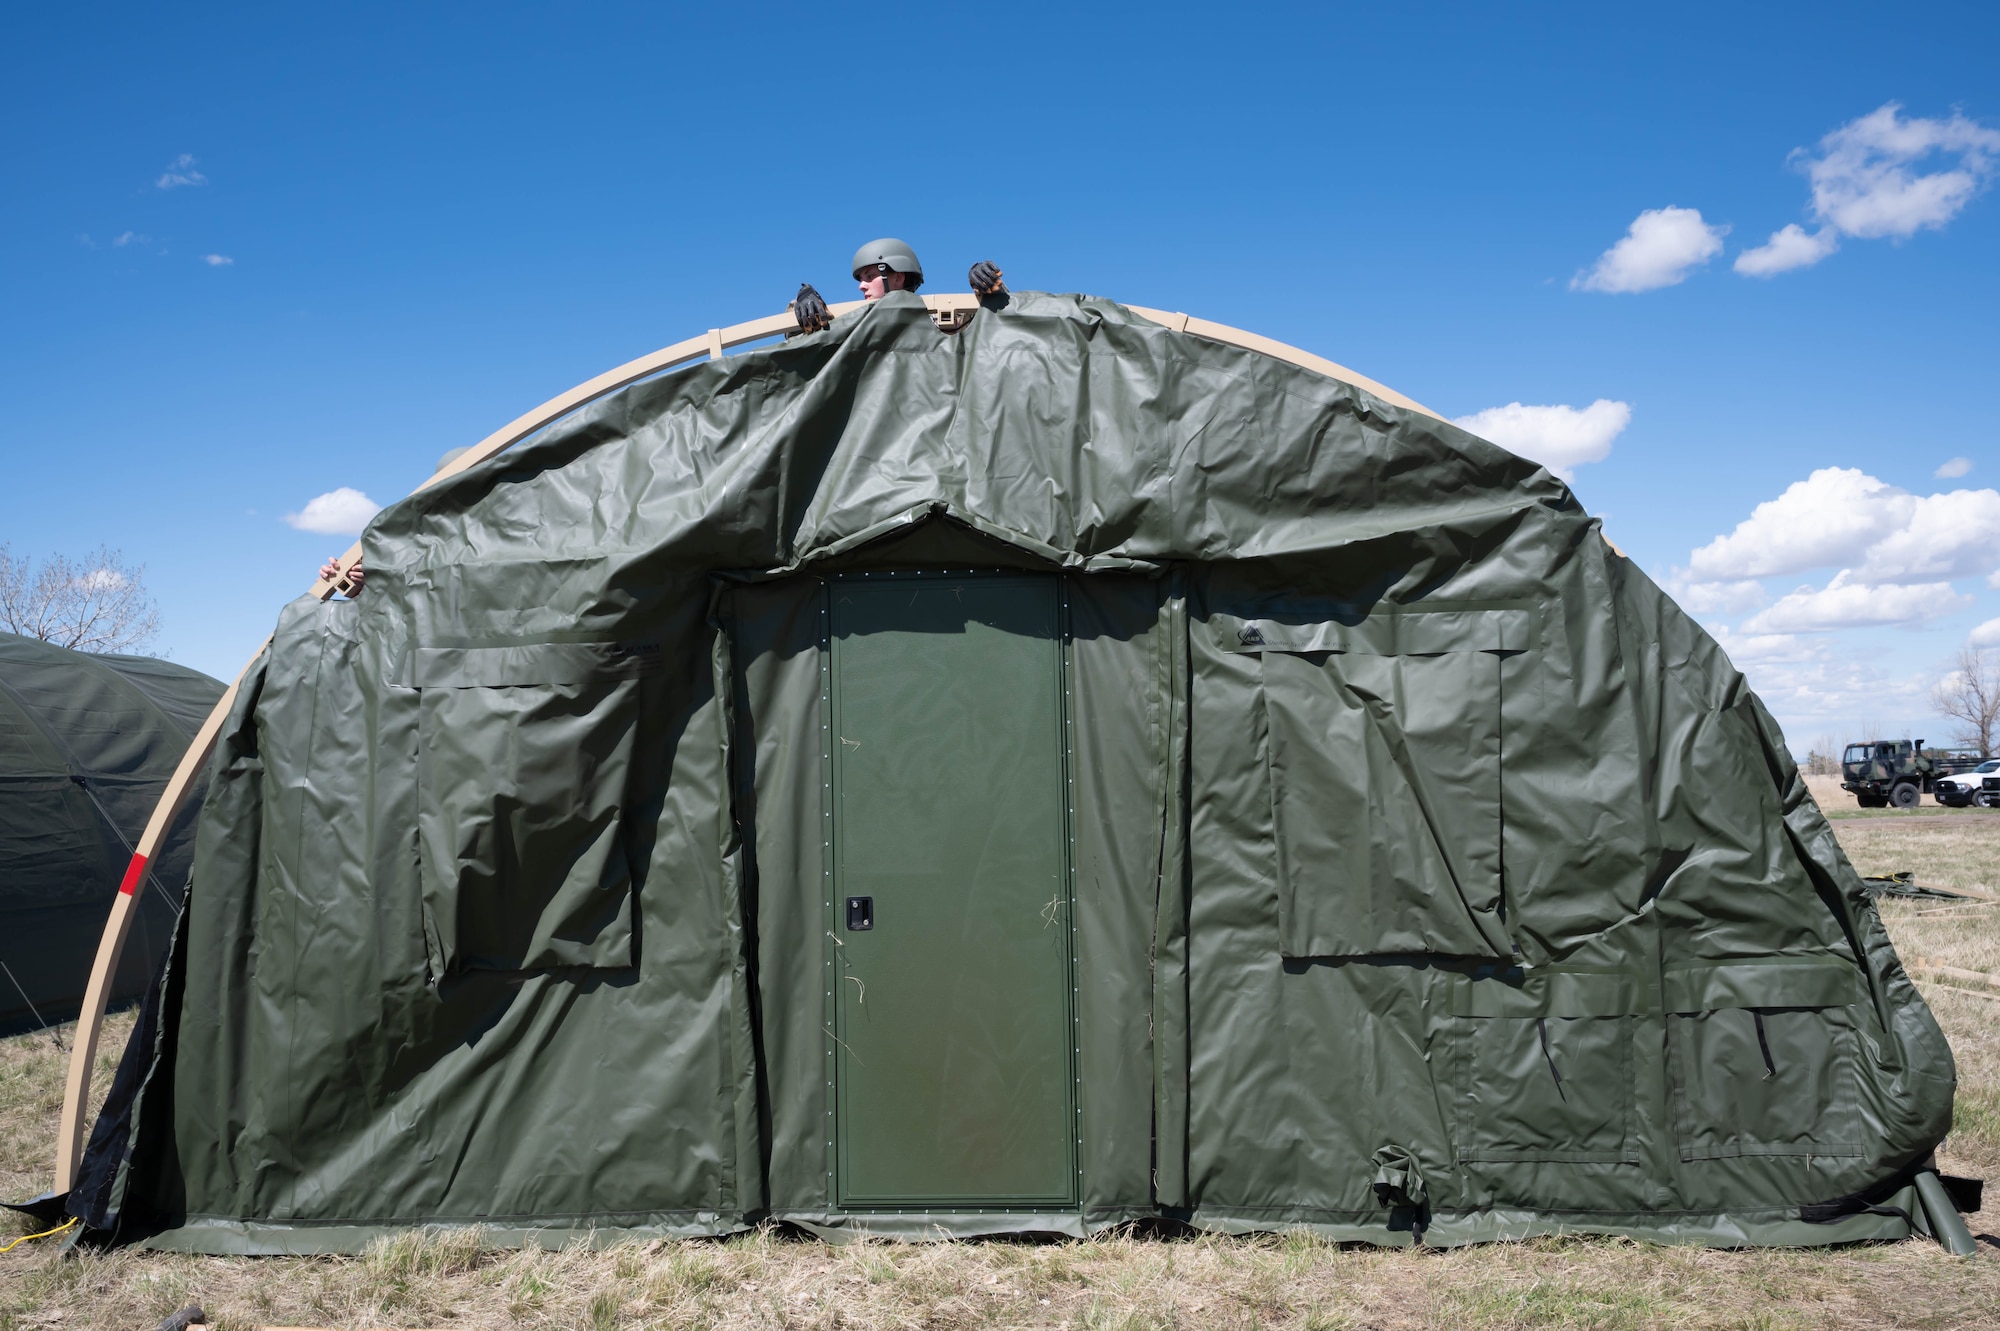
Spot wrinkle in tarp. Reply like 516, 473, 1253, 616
75, 292, 1956, 1251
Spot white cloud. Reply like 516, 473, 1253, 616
1805, 103, 2000, 239
1741, 572, 1970, 633
1687, 466, 2000, 586
112, 231, 149, 248
156, 153, 207, 189
1732, 652, 1935, 743
1450, 399, 1631, 481
1936, 456, 1973, 479
1706, 624, 1826, 667
1853, 486, 2000, 583
202, 254, 233, 266
1688, 468, 1904, 580
1735, 104, 2000, 281
1733, 223, 1840, 277
283, 488, 382, 535
1573, 207, 1728, 294
1971, 618, 2000, 647
1705, 625, 1930, 733
1676, 579, 1768, 616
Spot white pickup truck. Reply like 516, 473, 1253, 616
1933, 758, 2000, 807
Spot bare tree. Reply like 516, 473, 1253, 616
1932, 645, 2000, 757
0, 544, 160, 653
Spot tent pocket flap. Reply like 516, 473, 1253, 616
414, 641, 651, 978
1448, 965, 1645, 1166
1665, 958, 1867, 1161
1249, 604, 1534, 959
1447, 966, 1648, 1018
1663, 957, 1863, 1013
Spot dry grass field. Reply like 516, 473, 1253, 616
7, 803, 1999, 1330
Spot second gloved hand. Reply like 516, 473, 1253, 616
968, 261, 1004, 295
793, 283, 832, 333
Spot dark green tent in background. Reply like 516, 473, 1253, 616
70, 291, 1970, 1251
0, 633, 221, 1036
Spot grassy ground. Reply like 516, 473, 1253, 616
10, 1224, 2000, 1331
6, 809, 1999, 1330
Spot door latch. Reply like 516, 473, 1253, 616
845, 896, 874, 931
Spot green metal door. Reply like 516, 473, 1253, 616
827, 572, 1078, 1208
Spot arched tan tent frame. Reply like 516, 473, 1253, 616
52, 294, 1441, 1193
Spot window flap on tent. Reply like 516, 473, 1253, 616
1238, 605, 1531, 960
414, 644, 648, 977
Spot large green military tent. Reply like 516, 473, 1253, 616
69, 291, 1969, 1251
0, 633, 221, 1036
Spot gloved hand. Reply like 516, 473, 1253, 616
968, 260, 1005, 295
792, 283, 831, 334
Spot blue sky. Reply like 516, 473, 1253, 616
2, 2, 1995, 757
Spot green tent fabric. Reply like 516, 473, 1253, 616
0, 633, 221, 1036
77, 291, 1958, 1251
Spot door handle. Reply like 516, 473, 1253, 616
845, 896, 874, 931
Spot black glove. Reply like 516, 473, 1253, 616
792, 283, 831, 334
968, 260, 1004, 295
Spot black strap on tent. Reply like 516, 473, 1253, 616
1753, 1010, 1777, 1081
1801, 1197, 1917, 1226
1802, 1161, 1985, 1228
1798, 1159, 1984, 1226
1800, 1162, 1918, 1226
1536, 1017, 1567, 1101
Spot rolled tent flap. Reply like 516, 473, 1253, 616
69, 291, 1963, 1251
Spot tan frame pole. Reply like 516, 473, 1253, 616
52, 295, 1438, 1193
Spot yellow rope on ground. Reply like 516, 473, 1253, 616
0, 1216, 76, 1254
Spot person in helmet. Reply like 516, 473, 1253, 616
792, 239, 1006, 334
850, 237, 926, 300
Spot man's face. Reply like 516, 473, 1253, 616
857, 266, 911, 300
